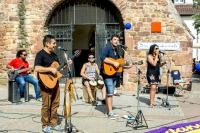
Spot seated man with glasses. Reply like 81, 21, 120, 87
80, 53, 106, 106
7, 49, 41, 101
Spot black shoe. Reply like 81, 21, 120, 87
101, 99, 106, 105
91, 100, 98, 106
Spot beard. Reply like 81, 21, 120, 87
90, 60, 95, 63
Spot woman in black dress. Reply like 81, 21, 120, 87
147, 44, 160, 108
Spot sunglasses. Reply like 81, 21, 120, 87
155, 47, 159, 50
22, 54, 27, 56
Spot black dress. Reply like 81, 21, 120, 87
146, 57, 160, 85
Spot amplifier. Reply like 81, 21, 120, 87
8, 80, 20, 103
8, 80, 29, 103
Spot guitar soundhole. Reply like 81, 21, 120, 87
109, 65, 113, 71
48, 75, 53, 80
48, 73, 57, 80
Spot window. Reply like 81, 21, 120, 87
174, 0, 185, 4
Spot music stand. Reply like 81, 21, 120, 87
126, 64, 148, 129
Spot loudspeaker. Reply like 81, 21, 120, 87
8, 80, 29, 103
142, 86, 175, 95
8, 80, 20, 103
24, 83, 29, 102
158, 86, 175, 94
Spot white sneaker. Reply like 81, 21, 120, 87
42, 126, 51, 133
123, 114, 135, 120
50, 124, 63, 131
107, 112, 119, 120
36, 97, 42, 102
114, 89, 117, 94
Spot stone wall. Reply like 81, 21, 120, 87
120, 0, 193, 91
0, 0, 192, 92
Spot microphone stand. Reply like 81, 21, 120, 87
63, 51, 79, 100
161, 71, 171, 110
126, 63, 148, 129
160, 53, 175, 110
63, 51, 78, 133
119, 45, 148, 129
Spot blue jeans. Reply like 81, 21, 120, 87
104, 78, 117, 96
15, 74, 40, 99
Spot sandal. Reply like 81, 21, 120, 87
150, 104, 154, 108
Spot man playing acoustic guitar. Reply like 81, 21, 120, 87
7, 49, 40, 101
34, 35, 73, 133
101, 34, 128, 119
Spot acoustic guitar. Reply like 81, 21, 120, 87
103, 58, 143, 76
103, 58, 125, 76
38, 50, 81, 89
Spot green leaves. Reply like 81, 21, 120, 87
18, 0, 30, 49
193, 0, 200, 8
192, 0, 200, 31
192, 14, 200, 31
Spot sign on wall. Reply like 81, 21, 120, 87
137, 42, 180, 51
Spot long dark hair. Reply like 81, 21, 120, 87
16, 49, 26, 57
148, 44, 158, 55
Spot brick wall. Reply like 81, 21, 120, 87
0, 0, 193, 92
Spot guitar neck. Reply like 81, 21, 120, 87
17, 68, 32, 73
57, 50, 81, 71
118, 60, 143, 67
57, 62, 67, 71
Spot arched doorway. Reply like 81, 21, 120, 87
46, 0, 124, 77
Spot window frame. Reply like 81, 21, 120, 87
174, 0, 185, 4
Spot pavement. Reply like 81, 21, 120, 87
0, 74, 200, 133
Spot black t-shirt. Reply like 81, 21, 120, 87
34, 49, 59, 67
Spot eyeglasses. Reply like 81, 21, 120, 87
22, 54, 27, 56
155, 47, 159, 50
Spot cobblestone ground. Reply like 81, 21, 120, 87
0, 74, 200, 133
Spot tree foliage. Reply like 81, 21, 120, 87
18, 0, 30, 49
192, 0, 200, 32
193, 0, 200, 7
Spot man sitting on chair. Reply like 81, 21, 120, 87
7, 49, 41, 101
80, 53, 106, 106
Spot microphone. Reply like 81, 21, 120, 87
132, 60, 143, 65
159, 51, 165, 54
118, 44, 127, 48
57, 46, 68, 51
138, 60, 143, 65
